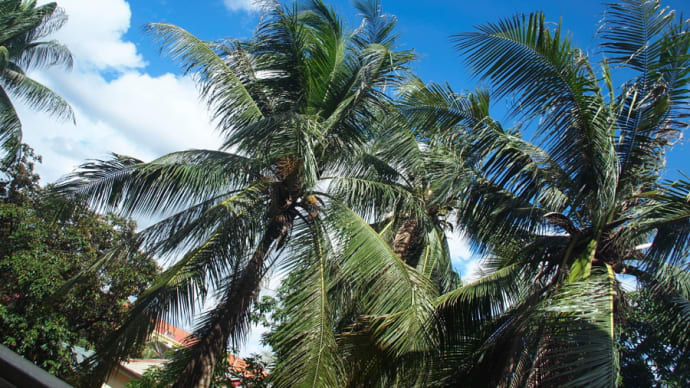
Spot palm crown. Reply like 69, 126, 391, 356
399, 0, 690, 386
56, 1, 441, 386
0, 0, 73, 163
392, 0, 690, 386
268, 109, 462, 386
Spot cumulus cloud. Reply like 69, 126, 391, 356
23, 0, 221, 184
223, 0, 261, 12
43, 0, 145, 71
446, 231, 473, 264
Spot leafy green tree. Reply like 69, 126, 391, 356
0, 0, 74, 162
401, 0, 690, 386
125, 352, 269, 388
619, 291, 690, 387
0, 145, 159, 383
56, 1, 434, 387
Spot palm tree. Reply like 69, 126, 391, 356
269, 108, 462, 386
402, 0, 690, 386
0, 0, 73, 162
57, 1, 435, 387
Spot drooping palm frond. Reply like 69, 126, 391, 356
81, 221, 255, 386
269, 218, 345, 388
522, 267, 619, 387
436, 263, 525, 334
0, 68, 73, 121
630, 179, 690, 269
329, 202, 438, 356
637, 263, 690, 349
55, 151, 265, 217
0, 0, 73, 163
12, 40, 72, 70
0, 86, 20, 159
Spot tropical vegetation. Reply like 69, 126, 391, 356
0, 145, 158, 384
399, 0, 690, 385
0, 0, 73, 163
56, 1, 442, 386
0, 0, 688, 387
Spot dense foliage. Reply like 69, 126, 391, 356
0, 145, 159, 382
2, 0, 684, 387
55, 1, 454, 386
399, 0, 690, 386
619, 291, 690, 387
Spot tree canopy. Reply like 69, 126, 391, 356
2, 0, 688, 387
0, 145, 159, 384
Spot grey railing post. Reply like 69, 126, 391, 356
0, 344, 73, 388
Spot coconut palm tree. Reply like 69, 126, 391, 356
401, 0, 690, 386
0, 0, 73, 162
56, 1, 437, 387
269, 108, 462, 386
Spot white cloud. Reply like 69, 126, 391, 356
460, 258, 485, 283
40, 0, 145, 71
223, 0, 261, 13
446, 231, 473, 263
22, 0, 221, 184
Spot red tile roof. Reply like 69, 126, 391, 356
154, 321, 192, 346
151, 321, 258, 379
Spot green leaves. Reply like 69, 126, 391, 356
270, 220, 344, 388
330, 202, 438, 356
0, 0, 73, 163
523, 267, 619, 387
409, 1, 690, 386
146, 23, 264, 134
598, 0, 676, 73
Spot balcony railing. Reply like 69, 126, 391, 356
0, 344, 73, 388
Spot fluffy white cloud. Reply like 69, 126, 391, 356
446, 231, 473, 264
22, 0, 221, 184
223, 0, 261, 12
41, 0, 145, 71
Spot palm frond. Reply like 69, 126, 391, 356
54, 150, 265, 217
523, 267, 619, 387
270, 218, 345, 387
0, 86, 21, 162
13, 40, 73, 70
329, 202, 438, 356
0, 68, 74, 122
454, 12, 619, 222
598, 0, 675, 73
145, 23, 265, 135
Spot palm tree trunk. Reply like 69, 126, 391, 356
392, 218, 422, 265
172, 218, 289, 388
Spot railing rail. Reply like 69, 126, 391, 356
0, 344, 73, 388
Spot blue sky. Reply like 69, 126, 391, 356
123, 0, 690, 178
25, 0, 689, 293
21, 0, 690, 355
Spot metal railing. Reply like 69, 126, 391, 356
0, 344, 73, 388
